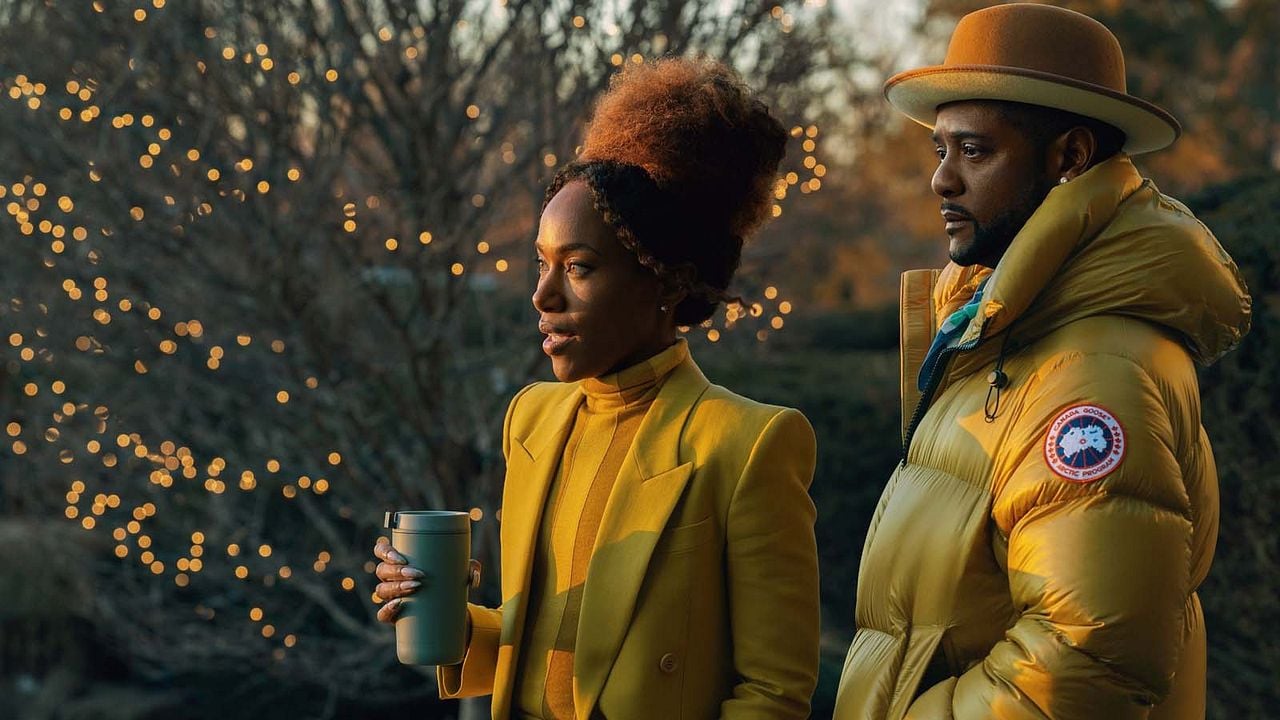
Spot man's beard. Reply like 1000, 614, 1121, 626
950, 178, 1055, 268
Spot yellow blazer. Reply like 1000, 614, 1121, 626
438, 351, 820, 719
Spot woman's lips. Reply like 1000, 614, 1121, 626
542, 333, 576, 355
539, 323, 578, 356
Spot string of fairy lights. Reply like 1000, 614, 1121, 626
2, 0, 826, 665
4, 160, 362, 659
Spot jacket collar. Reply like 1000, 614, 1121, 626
935, 154, 1249, 366
950, 154, 1145, 346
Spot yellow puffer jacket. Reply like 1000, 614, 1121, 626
833, 156, 1251, 720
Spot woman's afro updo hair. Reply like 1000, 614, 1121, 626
580, 58, 787, 242
549, 58, 787, 325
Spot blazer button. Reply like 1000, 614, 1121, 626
659, 653, 678, 673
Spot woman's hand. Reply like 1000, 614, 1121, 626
373, 540, 424, 623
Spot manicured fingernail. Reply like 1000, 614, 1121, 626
389, 551, 407, 563
401, 567, 425, 579
400, 580, 421, 591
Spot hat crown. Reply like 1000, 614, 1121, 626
944, 3, 1127, 93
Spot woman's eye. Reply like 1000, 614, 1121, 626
567, 262, 592, 276
535, 257, 548, 273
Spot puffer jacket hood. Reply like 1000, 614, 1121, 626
934, 154, 1251, 366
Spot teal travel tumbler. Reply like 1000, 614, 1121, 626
383, 510, 471, 666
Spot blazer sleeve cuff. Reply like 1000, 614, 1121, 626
437, 604, 503, 699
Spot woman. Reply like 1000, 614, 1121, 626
373, 58, 819, 719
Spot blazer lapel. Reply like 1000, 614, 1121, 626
573, 357, 711, 717
492, 386, 583, 713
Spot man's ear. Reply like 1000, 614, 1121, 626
1050, 126, 1096, 182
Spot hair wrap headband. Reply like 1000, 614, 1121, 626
544, 161, 743, 319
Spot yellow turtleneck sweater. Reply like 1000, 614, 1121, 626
514, 340, 688, 720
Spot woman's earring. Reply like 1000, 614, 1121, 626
659, 304, 669, 313
1058, 176, 1069, 185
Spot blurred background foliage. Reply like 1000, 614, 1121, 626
0, 1, 1275, 718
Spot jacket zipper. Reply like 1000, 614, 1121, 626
900, 328, 987, 465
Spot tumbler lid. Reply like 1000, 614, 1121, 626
384, 510, 470, 533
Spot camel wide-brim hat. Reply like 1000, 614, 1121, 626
884, 3, 1180, 155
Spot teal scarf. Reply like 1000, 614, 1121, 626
917, 278, 988, 391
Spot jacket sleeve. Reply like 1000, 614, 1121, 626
908, 353, 1194, 720
437, 603, 504, 697
436, 383, 537, 700
720, 408, 822, 719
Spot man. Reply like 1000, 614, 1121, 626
834, 4, 1251, 719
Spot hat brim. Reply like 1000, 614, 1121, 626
884, 65, 1180, 155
